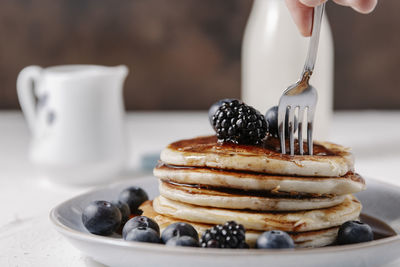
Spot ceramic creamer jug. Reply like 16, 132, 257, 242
17, 65, 129, 185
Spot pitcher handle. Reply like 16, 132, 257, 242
17, 66, 42, 136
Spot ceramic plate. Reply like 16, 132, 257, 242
50, 176, 400, 267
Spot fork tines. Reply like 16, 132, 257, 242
277, 92, 317, 156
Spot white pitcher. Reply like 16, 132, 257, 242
17, 65, 129, 185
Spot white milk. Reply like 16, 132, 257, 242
242, 0, 334, 140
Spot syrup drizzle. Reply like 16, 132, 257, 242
360, 213, 397, 240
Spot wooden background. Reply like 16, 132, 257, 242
0, 0, 399, 110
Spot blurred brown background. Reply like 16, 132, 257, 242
0, 0, 399, 110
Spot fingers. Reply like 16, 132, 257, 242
285, 0, 314, 37
299, 0, 327, 7
333, 0, 378, 14
285, 0, 377, 37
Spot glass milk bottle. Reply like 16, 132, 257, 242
242, 0, 334, 140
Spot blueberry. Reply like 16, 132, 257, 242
122, 216, 160, 239
118, 186, 148, 212
265, 106, 297, 138
112, 201, 131, 225
124, 227, 160, 243
337, 221, 373, 245
208, 99, 234, 126
161, 222, 199, 243
82, 200, 122, 236
166, 236, 199, 247
256, 230, 295, 249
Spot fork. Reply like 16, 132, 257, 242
277, 3, 325, 156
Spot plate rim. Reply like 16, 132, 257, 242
49, 176, 400, 256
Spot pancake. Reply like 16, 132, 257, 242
160, 135, 354, 177
154, 163, 365, 195
159, 180, 347, 211
152, 195, 361, 232
140, 200, 339, 248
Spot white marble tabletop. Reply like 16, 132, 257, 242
1, 111, 400, 267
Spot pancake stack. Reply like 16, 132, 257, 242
142, 135, 366, 248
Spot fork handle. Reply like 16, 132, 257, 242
302, 3, 326, 78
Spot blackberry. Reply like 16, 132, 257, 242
212, 99, 268, 145
200, 221, 248, 249
208, 98, 234, 125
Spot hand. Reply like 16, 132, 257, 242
285, 0, 378, 36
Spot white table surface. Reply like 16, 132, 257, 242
1, 110, 400, 267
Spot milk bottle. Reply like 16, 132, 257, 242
242, 0, 334, 140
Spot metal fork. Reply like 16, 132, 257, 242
277, 3, 325, 156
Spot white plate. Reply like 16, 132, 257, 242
50, 176, 400, 267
